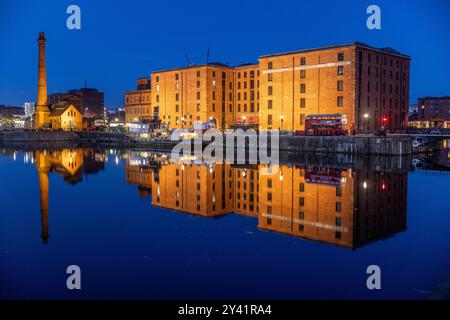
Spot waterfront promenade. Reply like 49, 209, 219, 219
0, 130, 414, 155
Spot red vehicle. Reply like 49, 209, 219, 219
304, 167, 345, 186
301, 114, 348, 136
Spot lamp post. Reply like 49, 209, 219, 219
242, 116, 246, 125
363, 113, 369, 134
209, 116, 216, 129
381, 115, 388, 134
280, 114, 284, 131
181, 117, 185, 129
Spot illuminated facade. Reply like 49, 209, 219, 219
34, 32, 50, 129
49, 103, 83, 131
259, 43, 410, 133
125, 77, 152, 123
151, 63, 234, 130
233, 64, 260, 128
129, 42, 409, 133
33, 32, 85, 131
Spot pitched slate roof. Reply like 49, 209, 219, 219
50, 102, 79, 117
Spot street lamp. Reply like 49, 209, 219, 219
242, 116, 246, 125
381, 115, 388, 133
363, 113, 369, 134
280, 114, 284, 131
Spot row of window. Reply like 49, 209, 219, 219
267, 179, 343, 195
267, 52, 346, 70
266, 193, 343, 212
237, 91, 258, 101
236, 80, 258, 89
144, 95, 405, 118
267, 66, 344, 82
155, 70, 230, 83
366, 82, 406, 96
236, 70, 258, 79
126, 107, 151, 114
237, 103, 259, 113
359, 52, 408, 70
66, 110, 78, 117
368, 97, 406, 109
126, 96, 150, 103
267, 80, 344, 96
160, 79, 261, 92
361, 66, 407, 82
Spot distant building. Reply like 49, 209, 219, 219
109, 107, 125, 123
48, 87, 105, 119
414, 96, 450, 128
125, 77, 152, 123
24, 102, 36, 118
0, 105, 24, 117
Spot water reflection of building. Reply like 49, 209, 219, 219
82, 149, 107, 175
353, 171, 408, 247
258, 166, 356, 247
152, 163, 234, 217
233, 165, 259, 217
144, 159, 408, 249
33, 149, 106, 244
439, 140, 450, 166
125, 152, 155, 198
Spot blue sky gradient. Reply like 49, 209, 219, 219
0, 0, 449, 108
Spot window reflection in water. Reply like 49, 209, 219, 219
125, 151, 408, 250
1, 148, 408, 249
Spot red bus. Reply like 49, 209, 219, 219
297, 114, 348, 136
304, 167, 345, 186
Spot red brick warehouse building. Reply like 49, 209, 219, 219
125, 42, 411, 134
414, 96, 450, 128
259, 42, 411, 134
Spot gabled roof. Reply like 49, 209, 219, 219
50, 103, 79, 117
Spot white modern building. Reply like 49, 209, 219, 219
24, 102, 36, 118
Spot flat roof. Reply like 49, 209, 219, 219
234, 62, 259, 69
152, 62, 231, 74
418, 96, 450, 100
125, 88, 151, 94
260, 42, 410, 59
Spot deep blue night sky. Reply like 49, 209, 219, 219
0, 0, 449, 109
